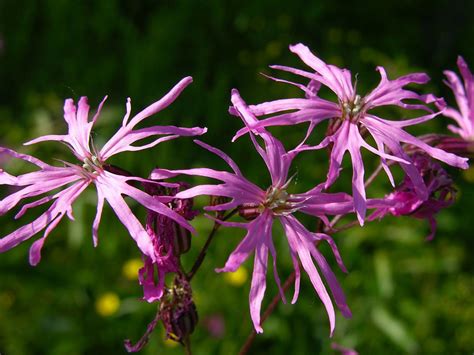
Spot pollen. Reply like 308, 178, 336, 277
342, 94, 363, 122
264, 186, 289, 209
262, 185, 301, 216
82, 155, 103, 175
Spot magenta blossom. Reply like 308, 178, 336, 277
368, 153, 455, 240
232, 43, 468, 224
440, 56, 474, 141
0, 77, 206, 265
150, 90, 399, 336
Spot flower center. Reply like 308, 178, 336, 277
264, 186, 289, 210
82, 155, 103, 175
264, 186, 304, 216
238, 186, 303, 220
342, 94, 363, 122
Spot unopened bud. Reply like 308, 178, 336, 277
327, 117, 343, 136
171, 302, 198, 340
209, 196, 232, 219
238, 203, 262, 221
172, 223, 191, 256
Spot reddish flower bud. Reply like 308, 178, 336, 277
238, 203, 262, 221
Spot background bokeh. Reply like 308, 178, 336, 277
1, 1, 473, 354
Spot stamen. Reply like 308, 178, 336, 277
354, 94, 361, 107
342, 94, 363, 122
82, 155, 103, 174
92, 155, 100, 165
263, 186, 302, 216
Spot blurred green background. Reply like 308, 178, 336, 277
1, 0, 473, 354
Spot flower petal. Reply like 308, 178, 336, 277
289, 43, 354, 101
92, 185, 105, 247
215, 214, 269, 273
347, 127, 366, 225
100, 77, 200, 160
98, 182, 156, 262
280, 216, 337, 336
364, 115, 468, 169
249, 242, 269, 334
364, 66, 432, 111
0, 181, 88, 261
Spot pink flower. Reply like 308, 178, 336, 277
0, 77, 206, 265
151, 89, 387, 336
233, 44, 468, 224
440, 56, 474, 141
368, 153, 456, 241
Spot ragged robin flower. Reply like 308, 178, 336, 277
152, 89, 391, 335
440, 56, 474, 141
232, 44, 468, 224
0, 77, 206, 265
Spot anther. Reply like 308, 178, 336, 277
92, 155, 100, 165
354, 94, 361, 106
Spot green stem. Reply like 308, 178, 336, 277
238, 271, 296, 355
186, 208, 238, 281
325, 161, 386, 233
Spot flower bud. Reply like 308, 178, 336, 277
172, 223, 191, 256
238, 203, 262, 221
171, 302, 198, 340
209, 196, 232, 219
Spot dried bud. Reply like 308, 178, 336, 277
160, 275, 198, 343
172, 182, 199, 220
171, 302, 198, 340
172, 223, 191, 256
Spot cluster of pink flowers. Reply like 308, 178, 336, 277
0, 44, 471, 352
